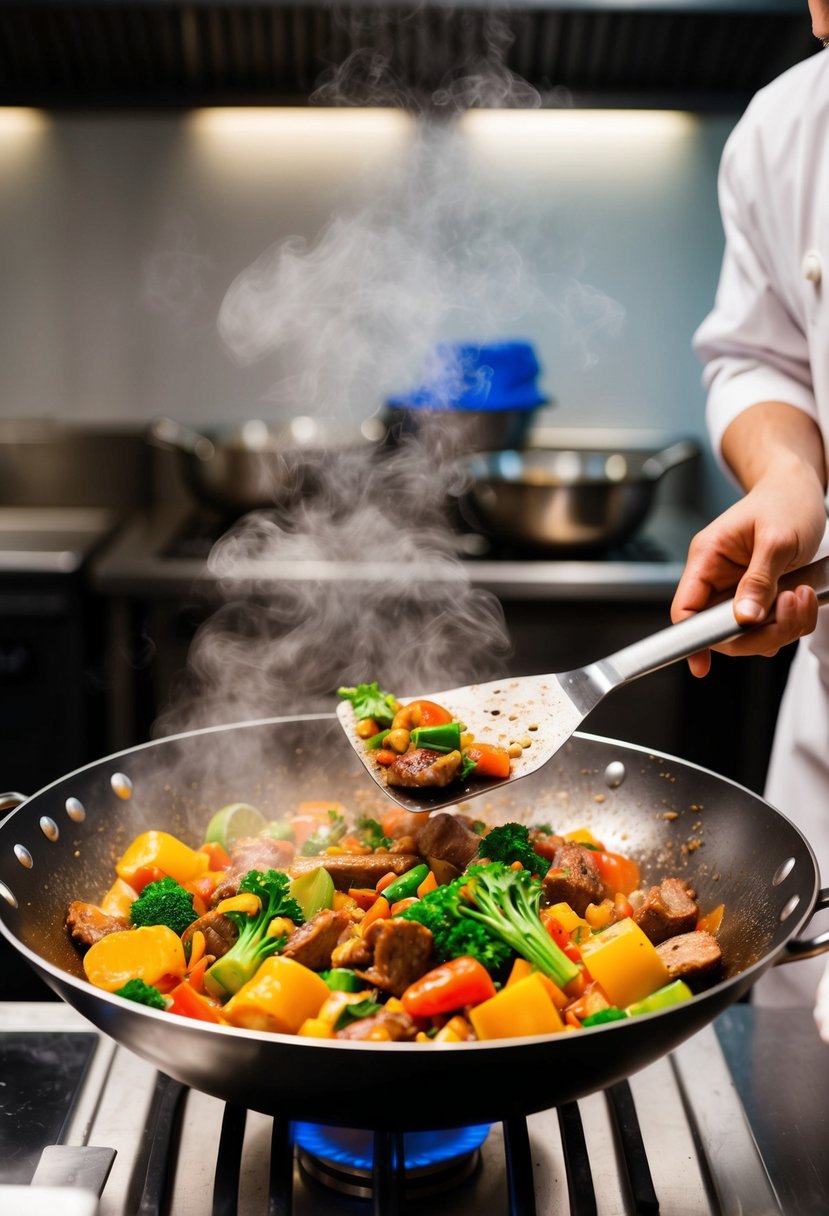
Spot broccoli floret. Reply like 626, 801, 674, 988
399, 875, 513, 973
115, 978, 167, 1010
130, 876, 197, 937
461, 863, 580, 989
203, 868, 305, 998
479, 823, 550, 877
337, 681, 398, 726
301, 809, 347, 856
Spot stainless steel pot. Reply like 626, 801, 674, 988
148, 417, 375, 513
1, 716, 826, 1130
462, 440, 698, 551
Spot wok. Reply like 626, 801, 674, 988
1, 715, 827, 1132
462, 439, 698, 551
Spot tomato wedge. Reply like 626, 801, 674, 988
593, 850, 641, 896
407, 700, 453, 727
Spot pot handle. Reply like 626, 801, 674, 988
642, 439, 698, 480
148, 417, 215, 461
777, 887, 829, 964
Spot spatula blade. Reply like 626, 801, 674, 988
336, 675, 584, 813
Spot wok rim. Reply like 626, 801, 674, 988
0, 715, 823, 1055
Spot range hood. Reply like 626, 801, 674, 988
0, 1, 819, 110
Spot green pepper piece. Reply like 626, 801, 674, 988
625, 979, 693, 1017
364, 729, 391, 750
383, 863, 431, 906
409, 722, 462, 754
581, 1007, 627, 1027
319, 968, 366, 992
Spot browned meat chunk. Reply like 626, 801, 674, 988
282, 908, 353, 971
336, 1009, 419, 1041
656, 930, 722, 982
417, 812, 481, 872
386, 748, 462, 789
634, 878, 699, 945
355, 918, 435, 997
542, 843, 606, 916
287, 853, 420, 892
211, 836, 296, 903
181, 909, 238, 960
66, 901, 129, 951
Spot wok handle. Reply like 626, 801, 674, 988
778, 887, 829, 964
642, 438, 698, 480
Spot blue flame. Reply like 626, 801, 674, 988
292, 1122, 491, 1170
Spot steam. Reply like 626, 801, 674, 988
155, 431, 510, 741
155, 23, 626, 767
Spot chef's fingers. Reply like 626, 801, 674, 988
718, 585, 819, 659
732, 544, 795, 624
670, 536, 742, 678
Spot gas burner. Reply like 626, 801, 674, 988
294, 1122, 489, 1199
4, 1003, 829, 1215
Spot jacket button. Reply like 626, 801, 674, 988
802, 250, 822, 284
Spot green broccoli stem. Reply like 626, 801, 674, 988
461, 869, 580, 989
203, 924, 283, 999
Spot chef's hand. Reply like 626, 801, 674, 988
671, 450, 825, 677
815, 959, 829, 1044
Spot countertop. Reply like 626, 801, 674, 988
0, 508, 118, 575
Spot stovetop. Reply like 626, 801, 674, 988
90, 503, 705, 602
2, 1001, 827, 1216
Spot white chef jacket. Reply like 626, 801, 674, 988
693, 47, 829, 1008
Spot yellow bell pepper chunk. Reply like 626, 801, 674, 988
506, 957, 534, 986
116, 831, 209, 886
505, 956, 568, 1009
548, 901, 591, 937
100, 877, 138, 919
564, 827, 604, 848
297, 1017, 335, 1039
222, 957, 331, 1034
469, 974, 564, 1040
579, 918, 670, 1008
83, 924, 186, 993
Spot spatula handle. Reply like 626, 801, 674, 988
598, 555, 829, 689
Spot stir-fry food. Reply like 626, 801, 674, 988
65, 794, 725, 1042
338, 682, 513, 791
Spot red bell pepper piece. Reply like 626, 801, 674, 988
167, 978, 223, 1024
401, 956, 497, 1018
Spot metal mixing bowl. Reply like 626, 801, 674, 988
462, 440, 698, 552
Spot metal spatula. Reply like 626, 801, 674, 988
338, 555, 829, 812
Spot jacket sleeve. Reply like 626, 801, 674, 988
693, 120, 818, 481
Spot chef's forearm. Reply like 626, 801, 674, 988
721, 401, 827, 495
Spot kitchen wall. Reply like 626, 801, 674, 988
0, 105, 738, 513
